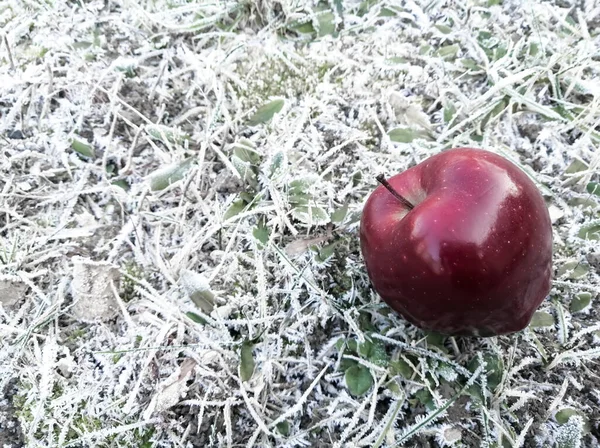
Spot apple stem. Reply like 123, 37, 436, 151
375, 174, 414, 210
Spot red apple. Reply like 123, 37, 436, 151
360, 148, 552, 337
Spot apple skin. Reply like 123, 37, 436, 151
360, 148, 552, 337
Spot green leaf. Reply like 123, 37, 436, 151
494, 44, 508, 60
105, 163, 117, 175
419, 44, 432, 55
291, 205, 330, 225
565, 158, 588, 174
568, 197, 597, 208
289, 176, 317, 194
529, 311, 554, 328
346, 339, 358, 354
461, 58, 481, 71
224, 199, 247, 220
578, 224, 600, 241
269, 151, 285, 179
443, 103, 457, 124
289, 192, 311, 206
115, 62, 137, 78
289, 20, 315, 34
570, 292, 592, 313
355, 335, 389, 367
388, 127, 415, 143
317, 11, 336, 37
529, 42, 539, 56
468, 354, 503, 390
403, 381, 482, 446
478, 30, 493, 43
357, 0, 377, 17
471, 132, 484, 142
437, 44, 460, 59
558, 261, 589, 279
190, 289, 215, 314
345, 365, 373, 396
435, 24, 452, 34
186, 312, 208, 325
276, 421, 290, 436
357, 339, 372, 358
331, 205, 348, 223
388, 127, 431, 143
316, 242, 338, 262
557, 261, 575, 277
149, 158, 194, 191
385, 378, 402, 396
239, 192, 256, 204
252, 220, 270, 246
556, 408, 591, 432
137, 428, 155, 448
415, 388, 435, 411
233, 143, 261, 165
555, 408, 579, 425
247, 99, 285, 126
146, 124, 189, 145
367, 342, 389, 367
70, 137, 95, 158
552, 105, 572, 121
570, 264, 589, 279
231, 155, 258, 187
465, 384, 484, 402
389, 359, 413, 378
240, 341, 255, 382
332, 0, 343, 17
481, 97, 509, 129
586, 182, 600, 196
386, 57, 408, 64
111, 179, 130, 190
379, 7, 397, 17
72, 41, 93, 49
491, 96, 509, 118
340, 357, 358, 371
425, 331, 447, 351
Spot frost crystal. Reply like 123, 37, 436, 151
1, 0, 599, 446
555, 415, 584, 448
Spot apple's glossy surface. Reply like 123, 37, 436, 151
360, 148, 552, 337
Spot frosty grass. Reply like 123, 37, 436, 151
1, 0, 600, 447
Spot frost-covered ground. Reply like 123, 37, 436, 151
1, 0, 600, 447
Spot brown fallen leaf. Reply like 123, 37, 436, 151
284, 226, 334, 256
